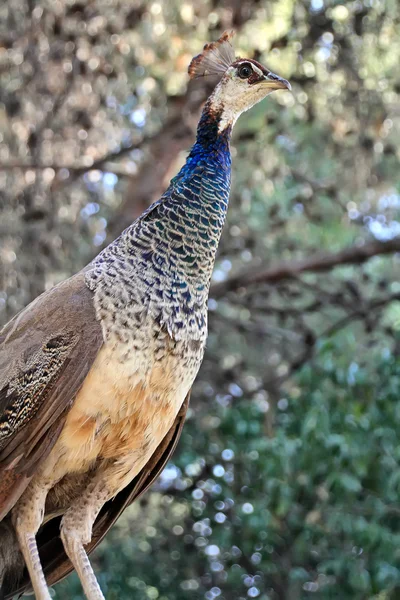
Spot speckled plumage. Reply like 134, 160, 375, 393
75, 106, 233, 472
0, 333, 77, 448
86, 101, 231, 346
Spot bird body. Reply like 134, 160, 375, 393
46, 100, 233, 496
0, 31, 290, 600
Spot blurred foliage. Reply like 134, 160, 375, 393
1, 0, 400, 598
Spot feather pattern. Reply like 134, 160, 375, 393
188, 30, 236, 79
85, 101, 232, 344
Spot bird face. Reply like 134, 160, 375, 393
188, 32, 291, 131
212, 59, 291, 131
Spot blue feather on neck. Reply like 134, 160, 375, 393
117, 99, 233, 296
181, 99, 232, 176
165, 99, 232, 267
90, 98, 235, 337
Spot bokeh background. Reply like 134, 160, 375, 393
1, 0, 400, 598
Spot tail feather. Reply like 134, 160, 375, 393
0, 518, 24, 599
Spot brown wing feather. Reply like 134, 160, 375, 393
0, 272, 103, 520
5, 392, 190, 598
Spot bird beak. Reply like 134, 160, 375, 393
262, 72, 291, 91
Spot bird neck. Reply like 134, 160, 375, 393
193, 96, 233, 149
175, 96, 232, 181
162, 97, 232, 285
86, 100, 233, 342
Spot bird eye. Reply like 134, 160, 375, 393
238, 63, 253, 79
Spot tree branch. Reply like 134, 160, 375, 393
0, 135, 147, 176
211, 238, 400, 298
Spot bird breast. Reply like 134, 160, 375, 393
40, 319, 204, 485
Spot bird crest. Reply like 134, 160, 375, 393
188, 30, 236, 79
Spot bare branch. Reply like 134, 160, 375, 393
211, 238, 400, 298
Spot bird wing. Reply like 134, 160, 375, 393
8, 391, 190, 597
0, 272, 104, 520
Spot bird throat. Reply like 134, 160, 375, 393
194, 97, 233, 147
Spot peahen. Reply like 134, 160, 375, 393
0, 31, 290, 600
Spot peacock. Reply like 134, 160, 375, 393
0, 31, 290, 600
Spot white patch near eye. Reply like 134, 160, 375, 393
251, 64, 263, 78
208, 63, 276, 132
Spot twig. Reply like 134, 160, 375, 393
211, 238, 400, 298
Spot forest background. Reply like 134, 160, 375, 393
1, 0, 400, 598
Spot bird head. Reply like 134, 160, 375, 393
188, 31, 291, 131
